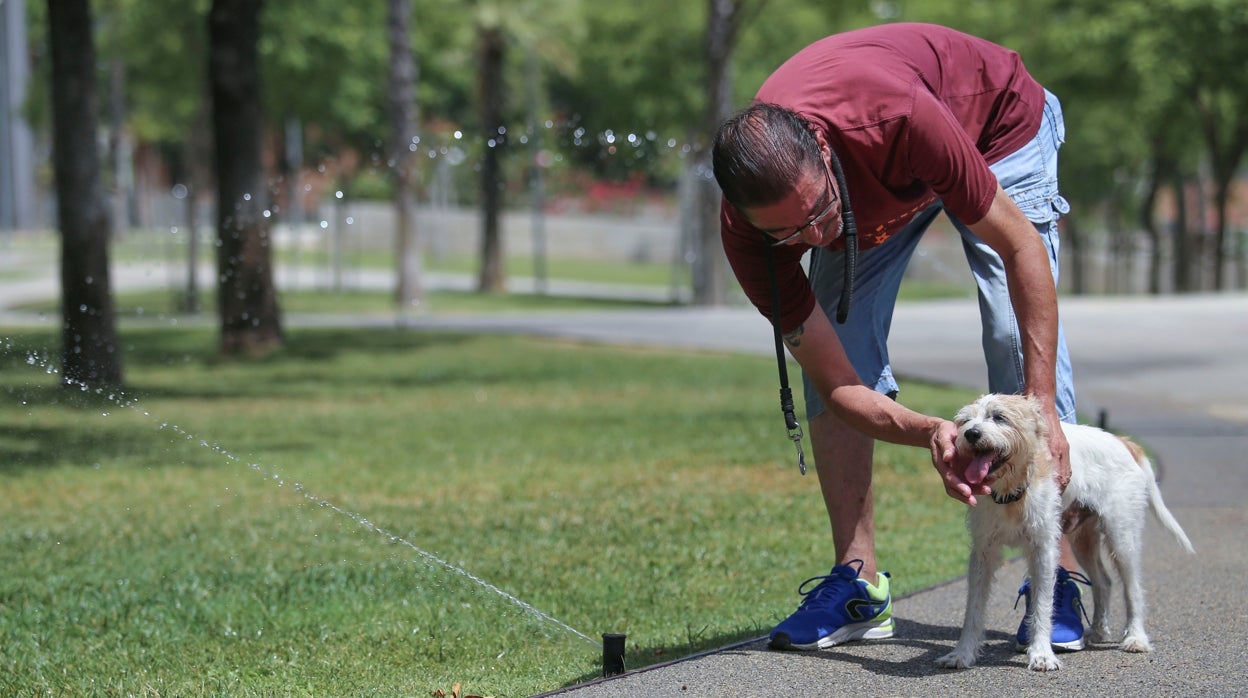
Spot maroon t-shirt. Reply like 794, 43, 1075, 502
721, 23, 1045, 333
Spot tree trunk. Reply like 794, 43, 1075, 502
107, 57, 132, 239
692, 0, 744, 306
388, 0, 423, 310
208, 0, 283, 356
48, 0, 123, 387
1171, 172, 1192, 293
1212, 181, 1230, 291
476, 24, 506, 294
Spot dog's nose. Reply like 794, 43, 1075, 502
964, 427, 981, 444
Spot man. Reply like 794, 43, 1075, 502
712, 23, 1085, 652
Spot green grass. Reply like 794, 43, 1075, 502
0, 326, 978, 696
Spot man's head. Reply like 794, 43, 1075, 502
712, 103, 843, 248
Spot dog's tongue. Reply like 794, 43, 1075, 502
965, 452, 995, 484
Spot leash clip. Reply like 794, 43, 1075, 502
787, 425, 806, 475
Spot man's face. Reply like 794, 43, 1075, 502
742, 151, 843, 249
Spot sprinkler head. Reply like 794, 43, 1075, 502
602, 633, 626, 677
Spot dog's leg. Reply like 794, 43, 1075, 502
937, 531, 1002, 670
1023, 515, 1063, 671
1105, 516, 1152, 652
1070, 519, 1112, 643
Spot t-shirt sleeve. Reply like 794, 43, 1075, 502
904, 88, 998, 225
720, 200, 817, 334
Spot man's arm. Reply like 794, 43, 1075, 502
783, 303, 990, 505
966, 184, 1071, 487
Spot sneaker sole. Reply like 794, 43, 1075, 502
1014, 637, 1085, 653
770, 618, 895, 651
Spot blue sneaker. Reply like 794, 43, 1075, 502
768, 560, 894, 650
1014, 567, 1091, 652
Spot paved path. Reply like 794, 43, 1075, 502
3, 259, 1245, 696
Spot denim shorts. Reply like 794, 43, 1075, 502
803, 89, 1077, 423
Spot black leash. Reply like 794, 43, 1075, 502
763, 147, 858, 475
828, 147, 857, 324
764, 242, 806, 475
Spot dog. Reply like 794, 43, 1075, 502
935, 394, 1194, 672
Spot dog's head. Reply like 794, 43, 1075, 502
953, 394, 1050, 488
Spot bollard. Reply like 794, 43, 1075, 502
602, 633, 626, 677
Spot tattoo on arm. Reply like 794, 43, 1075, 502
782, 324, 806, 348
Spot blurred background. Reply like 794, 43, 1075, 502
3, 0, 1247, 327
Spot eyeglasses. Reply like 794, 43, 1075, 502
765, 160, 838, 247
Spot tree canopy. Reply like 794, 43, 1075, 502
22, 0, 1248, 293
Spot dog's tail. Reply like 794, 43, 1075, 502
1122, 438, 1195, 554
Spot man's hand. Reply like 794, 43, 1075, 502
1043, 407, 1071, 491
930, 420, 992, 507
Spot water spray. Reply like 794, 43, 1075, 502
6, 343, 602, 651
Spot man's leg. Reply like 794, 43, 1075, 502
769, 412, 894, 650
801, 204, 937, 576
767, 206, 937, 651
809, 410, 877, 581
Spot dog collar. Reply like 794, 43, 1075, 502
991, 487, 1027, 505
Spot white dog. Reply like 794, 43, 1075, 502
935, 394, 1194, 672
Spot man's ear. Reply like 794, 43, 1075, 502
813, 128, 830, 154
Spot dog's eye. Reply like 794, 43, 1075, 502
991, 411, 1007, 423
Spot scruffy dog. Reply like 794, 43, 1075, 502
935, 394, 1194, 672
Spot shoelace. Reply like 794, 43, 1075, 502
795, 560, 864, 611
1015, 569, 1093, 626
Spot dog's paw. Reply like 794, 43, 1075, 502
935, 650, 977, 670
1088, 624, 1114, 644
1121, 634, 1152, 653
1027, 651, 1062, 672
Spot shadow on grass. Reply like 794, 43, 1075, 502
0, 421, 168, 474
1, 327, 521, 401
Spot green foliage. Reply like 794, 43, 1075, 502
0, 327, 977, 695
889, 0, 1248, 228
262, 0, 388, 140
19, 0, 1248, 245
